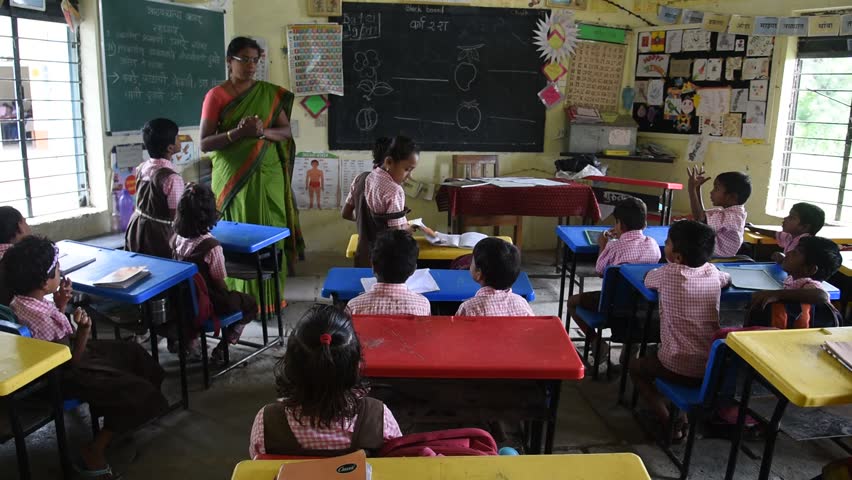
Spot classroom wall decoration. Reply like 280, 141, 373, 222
565, 41, 627, 112
307, 0, 342, 17
286, 24, 344, 96
632, 28, 775, 139
292, 153, 377, 210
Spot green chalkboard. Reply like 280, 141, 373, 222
99, 0, 225, 133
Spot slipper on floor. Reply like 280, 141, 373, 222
74, 463, 120, 479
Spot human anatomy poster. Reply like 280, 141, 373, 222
287, 24, 344, 96
293, 152, 340, 210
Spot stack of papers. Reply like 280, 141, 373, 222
823, 341, 852, 372
479, 177, 566, 187
360, 269, 439, 294
567, 106, 602, 124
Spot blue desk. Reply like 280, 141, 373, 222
211, 221, 291, 347
321, 268, 536, 303
556, 226, 668, 320
56, 240, 197, 409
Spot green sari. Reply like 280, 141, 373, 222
210, 81, 305, 312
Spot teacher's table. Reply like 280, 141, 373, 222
555, 225, 668, 320
345, 235, 513, 261
211, 221, 291, 346
617, 262, 841, 404
321, 268, 535, 303
435, 179, 602, 234
582, 175, 683, 226
353, 315, 583, 454
0, 333, 72, 480
56, 240, 198, 408
232, 454, 652, 480
724, 328, 852, 480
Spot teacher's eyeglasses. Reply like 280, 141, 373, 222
230, 55, 261, 65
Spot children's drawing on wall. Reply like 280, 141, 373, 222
293, 152, 340, 210
716, 33, 736, 52
665, 30, 682, 53
687, 134, 710, 163
636, 54, 670, 78
749, 79, 768, 102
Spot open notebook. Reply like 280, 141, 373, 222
823, 341, 852, 372
360, 268, 439, 294
409, 218, 488, 249
717, 266, 783, 291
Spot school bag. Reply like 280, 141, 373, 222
378, 428, 498, 457
190, 271, 220, 335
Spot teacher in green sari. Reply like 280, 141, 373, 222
200, 36, 305, 315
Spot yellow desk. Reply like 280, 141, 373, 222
0, 332, 72, 479
841, 251, 852, 277
345, 234, 513, 261
744, 225, 852, 246
232, 454, 652, 480
724, 328, 852, 480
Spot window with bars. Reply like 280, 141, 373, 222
778, 37, 852, 223
0, 11, 87, 219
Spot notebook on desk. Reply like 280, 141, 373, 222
717, 266, 782, 291
93, 266, 150, 289
57, 252, 96, 276
360, 269, 439, 294
584, 230, 604, 246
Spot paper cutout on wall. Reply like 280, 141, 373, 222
723, 113, 743, 137
300, 95, 331, 118
725, 57, 743, 81
696, 87, 731, 117
534, 11, 579, 64
682, 29, 711, 52
650, 31, 666, 52
742, 57, 770, 80
717, 33, 736, 52
634, 81, 648, 103
687, 135, 710, 162
706, 58, 723, 81
735, 39, 746, 52
638, 31, 651, 53
732, 89, 749, 112
746, 101, 766, 124
749, 79, 768, 101
692, 58, 707, 81
670, 59, 691, 78
647, 79, 664, 106
742, 123, 766, 140
636, 54, 670, 78
699, 115, 723, 136
665, 30, 683, 53
747, 36, 774, 57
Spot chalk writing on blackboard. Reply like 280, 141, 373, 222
343, 12, 382, 41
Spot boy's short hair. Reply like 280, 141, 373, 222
715, 172, 752, 205
371, 230, 418, 283
3, 235, 56, 295
473, 237, 521, 290
0, 206, 24, 244
142, 118, 179, 160
668, 220, 716, 268
791, 202, 825, 235
613, 197, 647, 231
797, 236, 841, 281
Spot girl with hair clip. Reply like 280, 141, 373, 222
341, 135, 433, 267
248, 304, 402, 458
172, 183, 256, 364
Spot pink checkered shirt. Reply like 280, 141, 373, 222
345, 283, 431, 316
595, 230, 662, 275
173, 233, 227, 280
705, 205, 747, 257
456, 287, 534, 317
248, 402, 402, 458
137, 158, 184, 211
645, 263, 731, 378
777, 232, 809, 254
783, 276, 823, 291
0, 243, 12, 260
364, 168, 407, 229
10, 294, 73, 342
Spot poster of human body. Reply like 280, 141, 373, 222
293, 152, 340, 210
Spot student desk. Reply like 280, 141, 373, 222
320, 268, 535, 303
210, 221, 291, 346
744, 225, 852, 246
56, 240, 198, 408
345, 234, 513, 261
231, 454, 652, 480
582, 175, 683, 226
555, 225, 668, 320
352, 315, 584, 454
724, 328, 852, 480
0, 333, 72, 480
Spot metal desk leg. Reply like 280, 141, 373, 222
659, 189, 668, 226
544, 380, 561, 454
50, 371, 72, 479
8, 394, 31, 480
619, 296, 640, 405
256, 253, 269, 346
271, 244, 283, 343
758, 396, 789, 480
724, 366, 755, 480
632, 303, 656, 409
566, 250, 578, 303
176, 281, 190, 409
557, 244, 569, 321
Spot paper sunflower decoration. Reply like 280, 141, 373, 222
533, 11, 578, 65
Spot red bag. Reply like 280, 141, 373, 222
191, 272, 220, 335
378, 428, 498, 457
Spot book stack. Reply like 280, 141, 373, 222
566, 106, 602, 124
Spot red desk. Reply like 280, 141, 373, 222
354, 315, 584, 454
582, 175, 683, 225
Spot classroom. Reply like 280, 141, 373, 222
2, 0, 852, 479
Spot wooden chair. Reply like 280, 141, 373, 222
451, 155, 524, 248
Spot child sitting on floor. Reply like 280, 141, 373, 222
567, 197, 661, 347
630, 220, 731, 439
687, 167, 751, 257
0, 206, 30, 305
746, 202, 825, 263
747, 236, 842, 329
172, 183, 257, 364
5, 235, 167, 478
456, 237, 533, 316
345, 229, 430, 316
249, 304, 402, 457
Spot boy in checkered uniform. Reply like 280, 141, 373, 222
346, 230, 430, 316
456, 237, 533, 316
687, 167, 751, 258
629, 220, 731, 437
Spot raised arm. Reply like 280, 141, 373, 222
687, 166, 710, 222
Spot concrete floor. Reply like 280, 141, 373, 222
1, 251, 849, 479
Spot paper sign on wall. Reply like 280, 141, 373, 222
728, 15, 755, 35
809, 16, 841, 37
842, 14, 852, 36
293, 152, 340, 210
702, 13, 730, 33
753, 17, 779, 36
777, 17, 808, 36
681, 9, 704, 24
658, 6, 680, 24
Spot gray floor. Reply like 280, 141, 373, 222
1, 251, 848, 479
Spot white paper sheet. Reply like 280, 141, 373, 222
360, 268, 440, 294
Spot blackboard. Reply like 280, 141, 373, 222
329, 3, 547, 152
631, 29, 775, 137
99, 0, 225, 133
